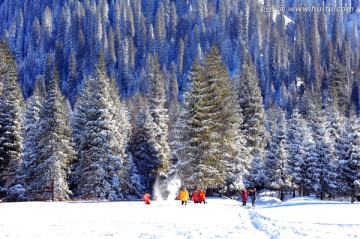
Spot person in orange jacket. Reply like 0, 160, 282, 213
192, 190, 199, 203
142, 192, 151, 205
198, 188, 206, 204
179, 187, 190, 205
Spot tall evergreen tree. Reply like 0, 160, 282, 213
287, 109, 317, 196
264, 108, 291, 201
21, 77, 45, 200
245, 151, 266, 190
130, 103, 159, 194
338, 115, 360, 203
66, 51, 78, 106
148, 55, 171, 176
0, 41, 24, 200
174, 46, 247, 193
310, 108, 335, 199
108, 75, 131, 162
286, 109, 302, 196
29, 63, 75, 201
108, 75, 140, 199
328, 61, 350, 116
72, 52, 123, 200
237, 61, 267, 158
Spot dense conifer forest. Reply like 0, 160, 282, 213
0, 0, 359, 202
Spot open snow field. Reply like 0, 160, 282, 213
0, 196, 359, 239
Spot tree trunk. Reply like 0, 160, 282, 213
351, 190, 355, 204
292, 188, 296, 198
280, 190, 284, 201
206, 188, 214, 197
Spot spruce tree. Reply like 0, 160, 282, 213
148, 55, 171, 176
21, 78, 45, 200
72, 52, 123, 200
130, 104, 159, 194
66, 51, 78, 106
171, 62, 202, 189
121, 153, 144, 200
286, 109, 302, 196
338, 116, 360, 203
108, 75, 131, 162
264, 108, 291, 201
237, 62, 267, 158
288, 112, 317, 196
328, 61, 350, 116
174, 46, 247, 193
245, 151, 266, 190
310, 108, 335, 199
29, 63, 75, 201
107, 75, 139, 198
324, 100, 345, 155
0, 41, 24, 200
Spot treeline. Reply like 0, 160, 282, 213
1, 40, 359, 202
0, 0, 359, 201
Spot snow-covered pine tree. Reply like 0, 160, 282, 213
72, 52, 123, 200
108, 74, 131, 163
171, 60, 202, 189
338, 115, 360, 203
21, 77, 45, 200
69, 77, 89, 196
286, 109, 301, 196
218, 76, 247, 194
148, 55, 171, 176
245, 151, 266, 190
174, 46, 247, 194
323, 98, 345, 195
130, 103, 159, 194
108, 74, 140, 199
29, 62, 75, 201
334, 117, 351, 182
121, 153, 144, 200
323, 98, 345, 155
309, 107, 336, 199
167, 63, 180, 142
288, 109, 317, 196
264, 108, 291, 201
0, 40, 24, 201
66, 51, 78, 106
237, 61, 267, 159
328, 61, 350, 116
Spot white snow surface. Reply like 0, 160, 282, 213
1, 196, 360, 239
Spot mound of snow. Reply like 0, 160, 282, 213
257, 196, 282, 206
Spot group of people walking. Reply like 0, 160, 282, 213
179, 187, 206, 205
142, 187, 256, 207
241, 188, 256, 207
141, 187, 206, 206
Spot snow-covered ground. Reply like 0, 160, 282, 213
1, 196, 359, 239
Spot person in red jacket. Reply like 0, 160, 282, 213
142, 192, 151, 205
198, 188, 206, 204
241, 189, 248, 206
192, 190, 199, 203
